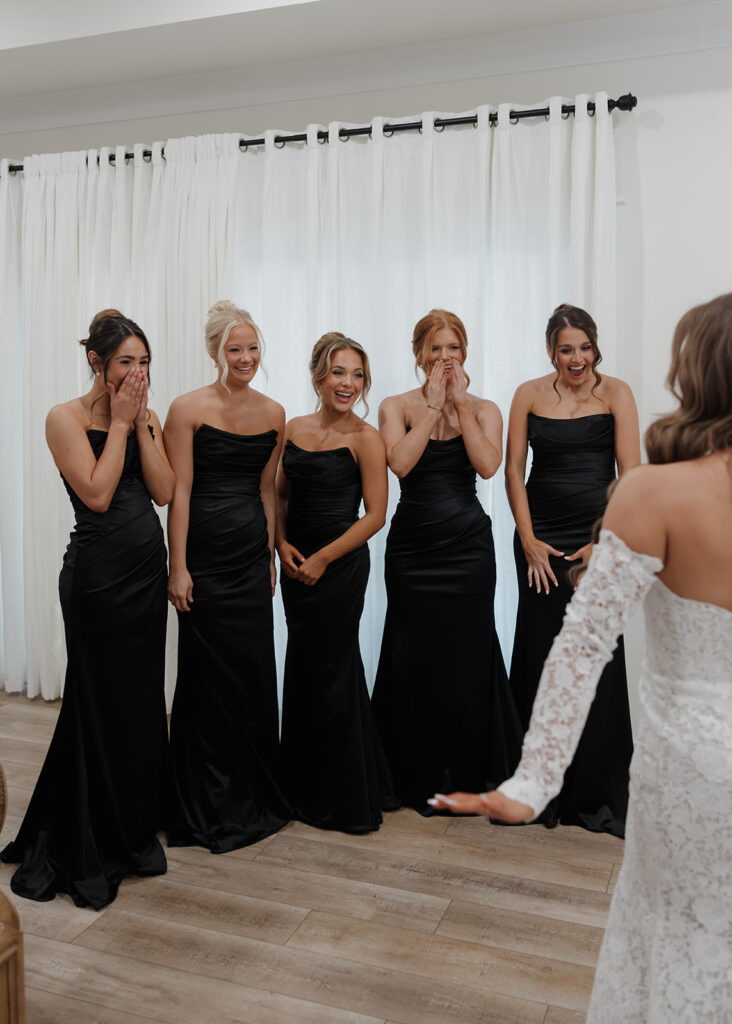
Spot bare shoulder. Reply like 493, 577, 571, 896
599, 374, 635, 405
352, 420, 385, 453
510, 377, 545, 411
380, 390, 413, 413
46, 398, 86, 432
286, 413, 317, 434
252, 389, 285, 420
167, 387, 212, 420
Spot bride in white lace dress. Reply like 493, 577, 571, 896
431, 294, 732, 1023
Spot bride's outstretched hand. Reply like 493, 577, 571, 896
428, 790, 534, 823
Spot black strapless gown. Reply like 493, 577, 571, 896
509, 413, 633, 836
167, 426, 290, 853
371, 436, 522, 813
1, 430, 169, 909
279, 442, 397, 833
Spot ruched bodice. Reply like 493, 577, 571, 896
283, 441, 361, 556
191, 424, 273, 498
388, 436, 486, 555
62, 429, 164, 552
185, 425, 275, 577
526, 413, 616, 552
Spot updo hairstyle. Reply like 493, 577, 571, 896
80, 311, 151, 383
412, 309, 470, 387
205, 300, 265, 390
310, 332, 371, 414
545, 304, 602, 398
645, 293, 732, 464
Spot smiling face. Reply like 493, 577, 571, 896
320, 348, 365, 413
217, 323, 261, 386
89, 334, 150, 388
549, 326, 597, 388
420, 326, 465, 379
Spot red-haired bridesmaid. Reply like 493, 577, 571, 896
371, 309, 521, 813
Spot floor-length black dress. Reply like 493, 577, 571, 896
1, 430, 169, 909
371, 435, 522, 813
279, 441, 397, 833
509, 413, 632, 836
167, 425, 290, 853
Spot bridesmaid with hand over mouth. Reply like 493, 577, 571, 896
371, 309, 521, 814
277, 332, 397, 833
2, 311, 174, 909
164, 300, 290, 853
505, 303, 640, 835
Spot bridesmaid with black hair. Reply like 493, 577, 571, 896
164, 300, 290, 853
276, 332, 397, 833
2, 311, 174, 908
505, 303, 640, 835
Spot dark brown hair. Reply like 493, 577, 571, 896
82, 313, 152, 422
545, 304, 602, 400
645, 293, 732, 464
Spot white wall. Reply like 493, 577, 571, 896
4, 42, 730, 717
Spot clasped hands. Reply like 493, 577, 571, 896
277, 542, 328, 586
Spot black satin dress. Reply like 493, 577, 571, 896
167, 425, 290, 853
371, 436, 522, 813
279, 442, 397, 833
509, 413, 633, 836
1, 430, 169, 909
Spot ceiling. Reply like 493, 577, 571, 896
0, 0, 727, 141
0, 0, 701, 97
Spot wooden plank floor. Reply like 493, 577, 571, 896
0, 692, 622, 1024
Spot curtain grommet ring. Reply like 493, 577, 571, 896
273, 136, 286, 149
561, 109, 571, 119
239, 140, 249, 152
434, 121, 446, 133
588, 105, 596, 117
383, 125, 394, 137
544, 112, 551, 122
125, 153, 131, 165
143, 151, 153, 162
510, 113, 520, 125
318, 132, 327, 145
338, 129, 350, 142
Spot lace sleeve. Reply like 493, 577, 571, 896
499, 529, 663, 818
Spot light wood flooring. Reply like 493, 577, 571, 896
0, 692, 623, 1024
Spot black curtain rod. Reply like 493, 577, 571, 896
6, 94, 636, 174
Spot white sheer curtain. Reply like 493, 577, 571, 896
0, 94, 616, 700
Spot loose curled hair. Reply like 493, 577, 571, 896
79, 311, 151, 423
545, 304, 602, 400
310, 332, 371, 415
412, 309, 471, 388
205, 300, 265, 391
645, 293, 732, 464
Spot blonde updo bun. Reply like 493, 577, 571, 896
205, 300, 265, 390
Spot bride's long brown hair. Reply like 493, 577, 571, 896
645, 293, 732, 464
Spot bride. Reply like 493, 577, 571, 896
430, 293, 732, 1022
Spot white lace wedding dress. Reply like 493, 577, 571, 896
500, 530, 732, 1023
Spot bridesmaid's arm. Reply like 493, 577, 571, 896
380, 361, 447, 477
135, 397, 175, 506
275, 436, 305, 580
46, 371, 142, 513
448, 362, 502, 479
163, 399, 195, 612
294, 430, 388, 587
610, 380, 641, 475
505, 384, 563, 593
261, 406, 286, 595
